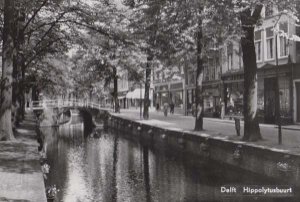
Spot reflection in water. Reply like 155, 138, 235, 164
41, 125, 298, 202
143, 146, 151, 202
111, 134, 118, 202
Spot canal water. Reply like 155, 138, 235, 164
40, 123, 298, 202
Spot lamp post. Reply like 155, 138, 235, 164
275, 32, 282, 144
273, 14, 283, 145
140, 83, 142, 119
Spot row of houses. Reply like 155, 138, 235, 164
104, 7, 300, 124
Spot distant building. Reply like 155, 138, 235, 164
153, 46, 222, 116
103, 68, 154, 109
153, 64, 185, 113
117, 70, 129, 109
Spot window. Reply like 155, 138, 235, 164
266, 27, 274, 60
265, 5, 273, 17
188, 70, 195, 85
279, 22, 289, 57
255, 30, 262, 61
156, 72, 160, 80
228, 54, 233, 70
203, 62, 208, 81
180, 66, 184, 74
215, 54, 220, 79
227, 43, 233, 70
280, 37, 288, 57
208, 58, 214, 80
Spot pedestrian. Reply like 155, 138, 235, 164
170, 101, 174, 114
234, 117, 241, 136
156, 102, 160, 111
192, 103, 196, 117
163, 102, 169, 117
221, 101, 225, 119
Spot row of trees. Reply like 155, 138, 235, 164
1, 0, 298, 141
0, 0, 133, 140
125, 0, 297, 141
0, 0, 78, 140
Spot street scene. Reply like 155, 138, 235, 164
1, 0, 300, 201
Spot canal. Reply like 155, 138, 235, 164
40, 123, 298, 202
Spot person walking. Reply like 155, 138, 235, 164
170, 101, 174, 114
156, 102, 160, 112
192, 103, 196, 117
163, 102, 169, 117
221, 101, 225, 119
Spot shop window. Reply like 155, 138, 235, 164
257, 78, 264, 111
174, 91, 183, 108
266, 27, 274, 60
279, 77, 290, 116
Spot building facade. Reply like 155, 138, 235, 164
152, 6, 300, 124
221, 8, 300, 124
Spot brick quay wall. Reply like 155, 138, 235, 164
104, 111, 300, 187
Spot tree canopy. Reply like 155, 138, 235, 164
1, 0, 299, 140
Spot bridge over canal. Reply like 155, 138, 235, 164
30, 99, 107, 128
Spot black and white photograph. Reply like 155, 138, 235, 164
1, 0, 300, 201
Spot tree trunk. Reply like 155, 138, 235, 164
143, 146, 151, 202
111, 134, 118, 201
0, 0, 16, 141
143, 56, 152, 120
113, 66, 119, 113
19, 62, 26, 120
18, 11, 26, 120
240, 7, 262, 141
11, 4, 26, 127
194, 21, 204, 131
12, 52, 20, 128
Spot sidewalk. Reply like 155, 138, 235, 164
0, 111, 47, 202
113, 108, 300, 155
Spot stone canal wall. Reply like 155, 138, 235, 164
104, 112, 300, 187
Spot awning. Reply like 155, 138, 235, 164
126, 88, 145, 99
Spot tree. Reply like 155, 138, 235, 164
0, 0, 16, 140
0, 0, 113, 139
126, 0, 163, 120
234, 0, 297, 141
194, 18, 205, 131
129, 0, 218, 129
239, 4, 263, 141
65, 0, 148, 113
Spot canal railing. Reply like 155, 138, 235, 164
30, 99, 103, 111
